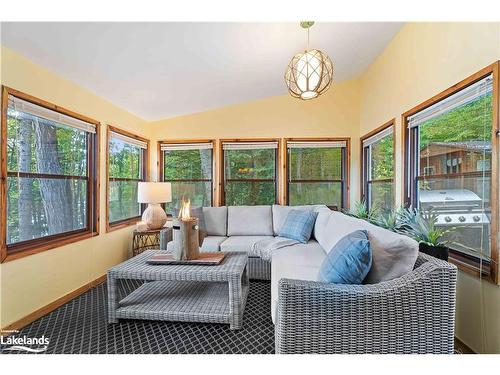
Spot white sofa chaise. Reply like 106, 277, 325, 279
163, 204, 458, 354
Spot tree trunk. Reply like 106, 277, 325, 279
33, 118, 75, 235
199, 149, 211, 204
296, 151, 302, 196
18, 119, 34, 241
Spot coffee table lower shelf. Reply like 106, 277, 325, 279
115, 281, 249, 328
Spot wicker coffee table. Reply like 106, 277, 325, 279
107, 251, 249, 330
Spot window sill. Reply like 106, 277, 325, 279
106, 217, 141, 233
448, 250, 496, 284
2, 230, 98, 263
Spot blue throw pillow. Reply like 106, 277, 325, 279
318, 230, 372, 284
278, 209, 318, 244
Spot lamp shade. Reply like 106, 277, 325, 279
137, 182, 172, 204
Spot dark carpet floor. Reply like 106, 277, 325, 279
1, 280, 275, 354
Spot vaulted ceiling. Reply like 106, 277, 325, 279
1, 22, 403, 120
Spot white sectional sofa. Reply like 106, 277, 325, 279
163, 204, 458, 354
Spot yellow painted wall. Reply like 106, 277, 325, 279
2, 22, 500, 354
148, 78, 362, 205
0, 47, 150, 328
358, 22, 500, 353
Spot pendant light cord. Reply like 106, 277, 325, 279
307, 27, 310, 51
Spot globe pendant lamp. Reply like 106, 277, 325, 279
285, 21, 333, 100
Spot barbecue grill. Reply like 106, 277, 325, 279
419, 188, 490, 258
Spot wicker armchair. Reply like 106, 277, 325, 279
275, 253, 457, 354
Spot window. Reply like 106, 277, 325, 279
361, 122, 395, 214
106, 126, 148, 230
160, 141, 214, 214
1, 88, 99, 262
404, 64, 499, 283
286, 139, 349, 209
221, 140, 279, 205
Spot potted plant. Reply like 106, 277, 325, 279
397, 208, 455, 261
344, 200, 380, 224
373, 206, 407, 232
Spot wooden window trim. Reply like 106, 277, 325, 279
402, 61, 500, 284
219, 138, 281, 206
158, 139, 216, 210
0, 86, 100, 263
284, 137, 350, 210
360, 119, 396, 210
106, 125, 150, 233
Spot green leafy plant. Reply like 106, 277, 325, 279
373, 206, 406, 231
343, 200, 380, 223
397, 208, 455, 247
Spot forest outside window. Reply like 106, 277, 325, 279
286, 140, 348, 209
361, 123, 394, 214
107, 126, 148, 230
1, 88, 99, 261
160, 141, 214, 214
404, 69, 498, 283
221, 140, 279, 205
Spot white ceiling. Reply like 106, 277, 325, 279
1, 22, 403, 120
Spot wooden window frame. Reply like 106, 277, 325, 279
0, 86, 100, 263
158, 139, 216, 211
360, 119, 396, 210
284, 137, 350, 210
402, 61, 499, 284
219, 138, 281, 206
106, 125, 149, 232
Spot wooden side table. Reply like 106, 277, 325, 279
132, 229, 161, 257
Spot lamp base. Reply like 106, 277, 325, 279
142, 203, 167, 230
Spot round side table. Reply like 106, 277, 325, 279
132, 229, 161, 257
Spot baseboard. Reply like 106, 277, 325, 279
0, 274, 107, 335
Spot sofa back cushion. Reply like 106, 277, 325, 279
315, 211, 418, 284
227, 205, 273, 236
173, 206, 206, 231
202, 206, 227, 236
272, 204, 324, 235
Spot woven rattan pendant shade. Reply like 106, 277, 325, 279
284, 22, 334, 100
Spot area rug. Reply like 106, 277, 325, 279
2, 280, 275, 354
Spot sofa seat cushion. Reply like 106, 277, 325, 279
166, 236, 228, 253
203, 207, 227, 236
219, 236, 275, 253
314, 211, 418, 284
271, 241, 326, 323
227, 206, 273, 236
199, 236, 227, 252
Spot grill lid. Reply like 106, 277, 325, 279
419, 189, 482, 210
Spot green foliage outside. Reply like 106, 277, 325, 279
6, 109, 88, 244
417, 93, 492, 204
289, 147, 343, 206
108, 138, 142, 223
164, 149, 213, 213
224, 149, 276, 206
367, 133, 394, 213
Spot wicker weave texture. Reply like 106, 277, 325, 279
275, 253, 457, 354
248, 257, 271, 280
107, 251, 249, 329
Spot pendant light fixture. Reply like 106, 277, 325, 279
284, 21, 333, 100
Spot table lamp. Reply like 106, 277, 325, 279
137, 182, 172, 229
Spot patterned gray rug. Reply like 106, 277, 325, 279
2, 280, 275, 354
